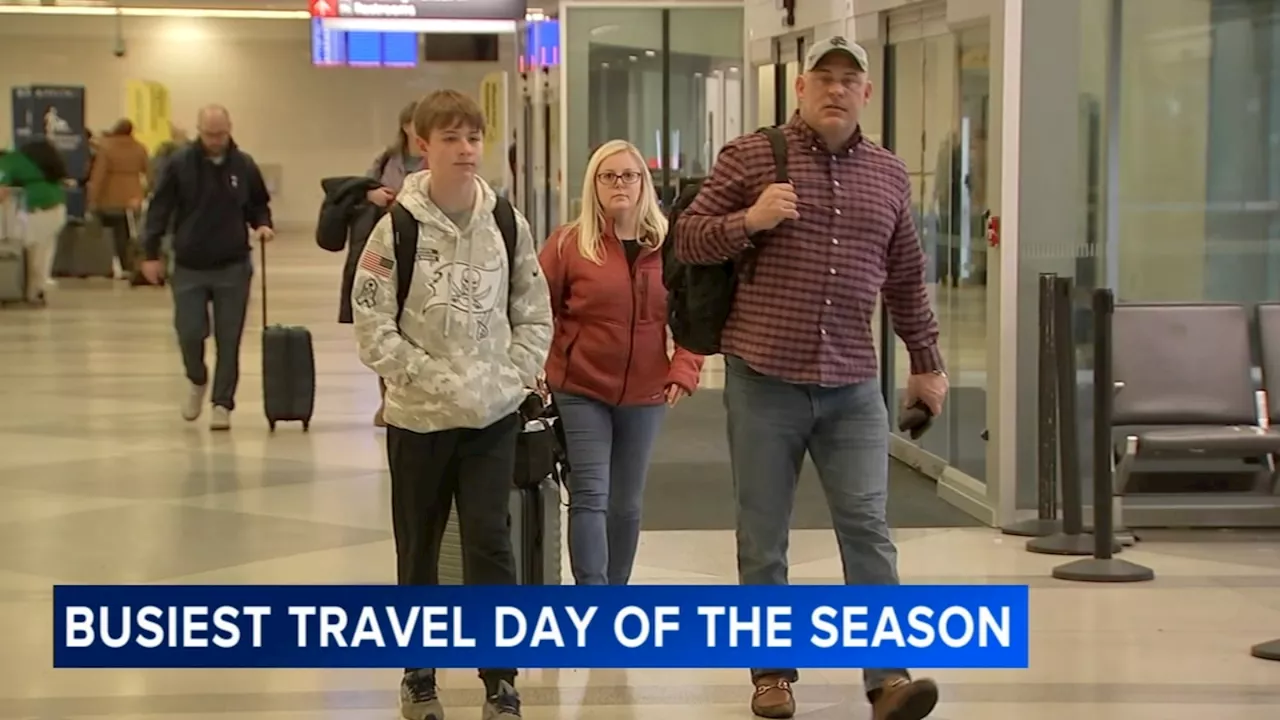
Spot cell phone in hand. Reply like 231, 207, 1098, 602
897, 401, 934, 440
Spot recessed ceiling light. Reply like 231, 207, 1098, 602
729, 66, 739, 73
629, 55, 638, 61
645, 50, 656, 57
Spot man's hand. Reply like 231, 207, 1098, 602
744, 182, 799, 234
139, 259, 165, 285
906, 372, 948, 416
367, 187, 396, 208
255, 226, 275, 243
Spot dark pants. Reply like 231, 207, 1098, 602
387, 413, 520, 686
171, 259, 253, 411
723, 355, 906, 694
99, 210, 132, 268
554, 391, 666, 586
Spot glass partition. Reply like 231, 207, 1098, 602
563, 5, 745, 220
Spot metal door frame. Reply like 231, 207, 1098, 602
872, 0, 1006, 526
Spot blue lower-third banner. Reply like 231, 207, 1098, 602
53, 584, 1029, 669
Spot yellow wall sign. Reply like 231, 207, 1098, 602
125, 79, 171, 153
479, 72, 505, 145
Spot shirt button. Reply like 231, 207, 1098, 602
820, 328, 828, 336
833, 180, 841, 187
825, 299, 833, 305
829, 268, 837, 275
832, 238, 839, 245
834, 208, 842, 215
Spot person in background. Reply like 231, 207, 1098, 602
81, 129, 98, 188
539, 139, 703, 586
351, 89, 551, 720
141, 104, 274, 431
673, 37, 947, 720
340, 100, 422, 427
151, 124, 190, 182
89, 118, 151, 279
0, 139, 68, 306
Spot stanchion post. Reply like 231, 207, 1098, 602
1053, 288, 1153, 582
1028, 277, 1118, 556
1251, 639, 1280, 661
1003, 273, 1063, 538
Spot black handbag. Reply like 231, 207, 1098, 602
514, 416, 560, 490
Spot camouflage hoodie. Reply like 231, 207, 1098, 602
351, 171, 552, 433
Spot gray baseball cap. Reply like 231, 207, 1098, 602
803, 36, 869, 72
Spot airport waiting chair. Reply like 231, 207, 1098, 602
1111, 303, 1280, 496
1254, 303, 1280, 429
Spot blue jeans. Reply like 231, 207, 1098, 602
554, 391, 667, 586
723, 355, 906, 694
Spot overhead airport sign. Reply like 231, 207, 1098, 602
311, 0, 528, 21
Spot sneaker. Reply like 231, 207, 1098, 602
181, 382, 206, 421
750, 675, 795, 718
210, 406, 231, 431
481, 680, 521, 719
400, 670, 445, 720
871, 676, 938, 720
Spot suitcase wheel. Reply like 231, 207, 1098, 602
268, 420, 277, 432
302, 421, 310, 432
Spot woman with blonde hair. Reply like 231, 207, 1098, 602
539, 139, 704, 585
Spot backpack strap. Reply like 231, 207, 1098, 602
758, 126, 789, 183
389, 202, 418, 325
492, 196, 519, 313
493, 195, 518, 284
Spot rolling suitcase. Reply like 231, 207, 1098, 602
439, 417, 565, 586
52, 216, 114, 279
0, 192, 29, 304
438, 480, 563, 586
258, 239, 316, 431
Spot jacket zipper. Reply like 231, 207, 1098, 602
617, 248, 639, 405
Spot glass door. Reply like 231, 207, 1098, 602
881, 4, 996, 522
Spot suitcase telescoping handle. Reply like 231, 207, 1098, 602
258, 229, 268, 328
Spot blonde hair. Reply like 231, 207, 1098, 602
562, 140, 667, 265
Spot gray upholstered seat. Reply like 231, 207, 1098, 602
1256, 303, 1280, 426
1111, 302, 1268, 494
1132, 426, 1280, 456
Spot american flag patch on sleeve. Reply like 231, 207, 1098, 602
359, 251, 394, 280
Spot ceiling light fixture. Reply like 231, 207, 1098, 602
0, 5, 309, 19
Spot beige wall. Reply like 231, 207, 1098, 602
0, 15, 513, 230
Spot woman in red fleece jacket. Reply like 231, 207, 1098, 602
540, 139, 704, 586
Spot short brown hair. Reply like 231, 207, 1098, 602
413, 90, 484, 140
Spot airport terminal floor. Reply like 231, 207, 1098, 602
0, 238, 1278, 719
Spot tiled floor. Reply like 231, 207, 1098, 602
1, 239, 1278, 719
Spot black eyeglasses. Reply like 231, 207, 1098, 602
596, 170, 644, 186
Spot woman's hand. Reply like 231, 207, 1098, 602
664, 383, 688, 407
366, 187, 396, 208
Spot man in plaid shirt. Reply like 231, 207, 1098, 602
674, 36, 948, 720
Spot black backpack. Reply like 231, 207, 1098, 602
389, 196, 518, 323
662, 127, 788, 356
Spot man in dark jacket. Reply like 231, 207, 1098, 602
141, 105, 273, 431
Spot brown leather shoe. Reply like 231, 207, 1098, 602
872, 677, 938, 720
750, 675, 796, 718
